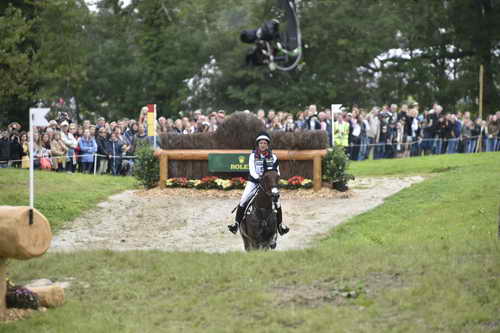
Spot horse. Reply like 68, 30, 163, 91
239, 169, 281, 251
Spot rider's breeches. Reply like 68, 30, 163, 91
239, 181, 258, 207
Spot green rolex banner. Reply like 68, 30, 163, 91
208, 154, 249, 173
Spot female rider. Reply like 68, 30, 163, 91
228, 132, 290, 235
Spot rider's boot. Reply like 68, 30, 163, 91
276, 206, 289, 235
228, 205, 245, 234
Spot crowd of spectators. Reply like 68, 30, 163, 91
1, 103, 499, 174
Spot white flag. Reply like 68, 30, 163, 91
331, 104, 343, 114
30, 108, 50, 127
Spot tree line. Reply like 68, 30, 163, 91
1, 0, 499, 126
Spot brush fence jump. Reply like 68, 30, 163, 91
0, 206, 52, 318
155, 149, 327, 192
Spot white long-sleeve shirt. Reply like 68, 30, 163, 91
249, 152, 280, 182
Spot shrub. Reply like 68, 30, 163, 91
158, 112, 328, 150
322, 146, 355, 191
133, 143, 160, 189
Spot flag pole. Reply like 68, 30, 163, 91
28, 107, 50, 225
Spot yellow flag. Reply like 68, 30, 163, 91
147, 104, 156, 137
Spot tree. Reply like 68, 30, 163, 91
0, 1, 37, 127
35, 0, 92, 122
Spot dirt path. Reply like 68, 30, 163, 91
50, 176, 423, 253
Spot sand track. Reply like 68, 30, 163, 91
50, 176, 423, 253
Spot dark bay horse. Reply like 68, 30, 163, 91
239, 170, 280, 251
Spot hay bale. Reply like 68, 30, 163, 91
191, 133, 216, 149
159, 112, 328, 150
160, 133, 183, 150
271, 130, 328, 150
214, 112, 265, 149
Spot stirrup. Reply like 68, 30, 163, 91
278, 224, 289, 236
228, 222, 239, 234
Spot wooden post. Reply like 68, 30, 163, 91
479, 64, 484, 120
0, 258, 6, 319
159, 153, 167, 189
313, 154, 322, 191
477, 64, 485, 153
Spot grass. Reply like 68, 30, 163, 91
349, 152, 497, 177
2, 153, 500, 332
0, 169, 136, 231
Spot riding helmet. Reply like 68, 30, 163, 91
255, 132, 271, 144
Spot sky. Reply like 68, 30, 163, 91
85, 0, 132, 11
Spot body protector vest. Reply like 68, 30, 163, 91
249, 149, 279, 183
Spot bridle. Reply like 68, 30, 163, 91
258, 171, 280, 207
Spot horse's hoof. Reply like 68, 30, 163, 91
270, 242, 277, 249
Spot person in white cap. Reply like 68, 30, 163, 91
228, 132, 289, 235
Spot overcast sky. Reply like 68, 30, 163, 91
85, 0, 132, 11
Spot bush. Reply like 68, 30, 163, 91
133, 143, 160, 189
158, 112, 328, 150
322, 146, 355, 191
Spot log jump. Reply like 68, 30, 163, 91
155, 149, 327, 192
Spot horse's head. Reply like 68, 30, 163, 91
261, 169, 280, 203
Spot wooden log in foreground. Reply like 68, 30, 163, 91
0, 206, 52, 260
26, 286, 65, 308
0, 206, 52, 319
155, 149, 327, 191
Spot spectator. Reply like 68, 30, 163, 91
36, 133, 52, 170
333, 113, 350, 149
50, 131, 68, 172
106, 132, 123, 176
0, 130, 10, 168
486, 115, 498, 152
61, 122, 78, 173
366, 107, 380, 159
9, 131, 22, 168
78, 128, 98, 174
306, 105, 321, 130
358, 112, 370, 160
446, 114, 461, 154
96, 127, 109, 174
20, 133, 29, 169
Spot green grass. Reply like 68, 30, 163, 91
3, 153, 500, 332
349, 152, 498, 177
0, 169, 136, 231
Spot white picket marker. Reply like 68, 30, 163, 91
29, 108, 50, 223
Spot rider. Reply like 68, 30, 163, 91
228, 132, 290, 235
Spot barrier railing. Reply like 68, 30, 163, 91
154, 149, 328, 192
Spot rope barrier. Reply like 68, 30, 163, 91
4, 153, 137, 164
340, 135, 484, 148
